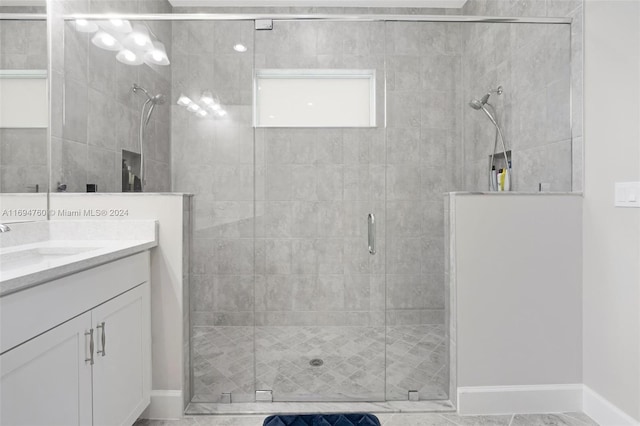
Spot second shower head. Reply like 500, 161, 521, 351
469, 86, 503, 110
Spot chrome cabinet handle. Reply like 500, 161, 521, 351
368, 213, 376, 255
96, 322, 106, 357
85, 329, 94, 365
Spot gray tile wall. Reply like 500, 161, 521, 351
385, 22, 462, 329
461, 0, 583, 192
0, 15, 46, 69
0, 12, 48, 193
50, 0, 172, 193
0, 128, 48, 193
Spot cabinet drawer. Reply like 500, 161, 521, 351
1, 251, 150, 354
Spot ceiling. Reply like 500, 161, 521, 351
169, 0, 468, 8
0, 0, 45, 5
0, 0, 468, 9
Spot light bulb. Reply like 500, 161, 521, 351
91, 31, 122, 51
98, 19, 132, 33
196, 110, 208, 117
201, 90, 214, 105
124, 24, 152, 51
233, 43, 248, 53
177, 95, 192, 107
75, 19, 98, 33
217, 110, 227, 117
133, 34, 147, 46
210, 103, 221, 111
187, 103, 200, 112
116, 49, 144, 66
143, 41, 170, 66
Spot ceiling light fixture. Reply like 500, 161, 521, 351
75, 19, 98, 33
124, 24, 152, 51
99, 19, 132, 33
200, 90, 215, 106
177, 94, 192, 107
144, 41, 170, 66
116, 49, 144, 65
91, 31, 122, 51
233, 43, 248, 53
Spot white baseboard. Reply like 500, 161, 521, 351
583, 386, 640, 426
457, 384, 583, 415
141, 390, 184, 420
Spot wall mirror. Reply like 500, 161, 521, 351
0, 5, 48, 222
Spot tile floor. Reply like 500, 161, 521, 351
192, 325, 447, 402
135, 412, 598, 426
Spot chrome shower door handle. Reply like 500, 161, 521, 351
368, 213, 376, 255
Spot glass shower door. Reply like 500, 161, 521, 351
383, 21, 458, 401
173, 20, 257, 404
253, 20, 387, 402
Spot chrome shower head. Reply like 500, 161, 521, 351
468, 86, 502, 110
132, 83, 165, 105
151, 94, 166, 105
469, 97, 484, 110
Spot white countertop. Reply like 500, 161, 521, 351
0, 221, 158, 297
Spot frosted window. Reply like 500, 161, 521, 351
255, 69, 376, 128
0, 71, 48, 128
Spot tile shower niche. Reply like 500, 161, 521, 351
121, 150, 141, 193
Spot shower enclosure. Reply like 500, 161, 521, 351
53, 7, 574, 410
177, 18, 463, 405
172, 16, 571, 406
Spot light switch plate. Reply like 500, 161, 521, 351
615, 182, 640, 208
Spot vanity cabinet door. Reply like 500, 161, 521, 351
91, 282, 151, 426
0, 312, 93, 426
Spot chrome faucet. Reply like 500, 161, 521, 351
0, 223, 11, 233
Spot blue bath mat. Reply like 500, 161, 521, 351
263, 413, 380, 426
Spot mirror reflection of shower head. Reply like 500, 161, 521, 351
132, 83, 166, 192
132, 83, 166, 105
133, 83, 166, 126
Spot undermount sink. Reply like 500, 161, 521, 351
0, 246, 100, 270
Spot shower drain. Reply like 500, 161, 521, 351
309, 358, 324, 367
